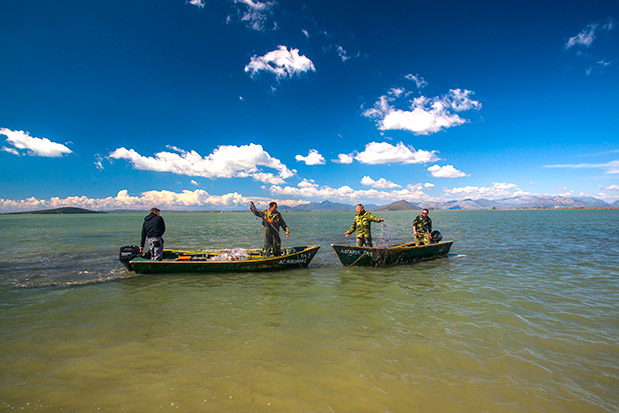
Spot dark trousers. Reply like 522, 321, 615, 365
356, 236, 373, 247
148, 236, 164, 261
264, 229, 282, 256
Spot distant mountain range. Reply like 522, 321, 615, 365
285, 196, 617, 211
415, 195, 615, 210
2, 196, 616, 215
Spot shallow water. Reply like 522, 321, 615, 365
0, 210, 617, 411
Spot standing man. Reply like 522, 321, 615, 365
412, 209, 432, 246
345, 204, 384, 247
249, 201, 290, 256
140, 207, 166, 261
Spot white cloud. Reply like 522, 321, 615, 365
0, 128, 72, 157
109, 144, 296, 184
188, 0, 205, 8
363, 88, 481, 135
0, 189, 318, 213
190, 180, 199, 186
424, 182, 435, 188
605, 184, 619, 191
566, 23, 597, 49
245, 45, 316, 79
354, 141, 439, 165
427, 164, 468, 178
295, 149, 325, 165
544, 160, 619, 174
360, 176, 401, 189
443, 182, 521, 199
269, 180, 431, 203
334, 153, 354, 164
94, 154, 104, 170
233, 0, 276, 31
404, 73, 428, 89
324, 44, 352, 62
565, 18, 615, 49
302, 29, 309, 39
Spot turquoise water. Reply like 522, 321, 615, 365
0, 210, 617, 411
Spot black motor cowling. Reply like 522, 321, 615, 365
119, 245, 141, 271
430, 230, 442, 244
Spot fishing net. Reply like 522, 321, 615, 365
210, 248, 250, 261
375, 222, 393, 247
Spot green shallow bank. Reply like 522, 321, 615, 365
0, 210, 617, 411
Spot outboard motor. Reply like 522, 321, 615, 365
430, 230, 442, 244
119, 245, 141, 272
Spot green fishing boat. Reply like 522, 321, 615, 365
119, 245, 320, 274
331, 241, 453, 267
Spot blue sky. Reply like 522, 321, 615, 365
1, 0, 618, 211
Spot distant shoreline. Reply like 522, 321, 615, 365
2, 207, 617, 215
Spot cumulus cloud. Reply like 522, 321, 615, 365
109, 144, 295, 184
269, 180, 431, 203
360, 176, 401, 189
427, 164, 468, 178
295, 149, 325, 165
544, 160, 619, 174
334, 153, 354, 164
354, 141, 439, 165
363, 87, 481, 135
245, 45, 316, 79
0, 128, 72, 157
0, 189, 318, 213
443, 182, 521, 199
606, 184, 619, 191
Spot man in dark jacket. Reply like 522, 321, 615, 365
249, 201, 290, 256
140, 207, 166, 260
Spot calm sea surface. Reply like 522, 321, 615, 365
0, 210, 617, 411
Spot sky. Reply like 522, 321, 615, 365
1, 0, 618, 212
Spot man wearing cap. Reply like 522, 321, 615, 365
140, 207, 166, 260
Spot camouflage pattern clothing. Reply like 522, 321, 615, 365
347, 211, 383, 247
412, 214, 432, 246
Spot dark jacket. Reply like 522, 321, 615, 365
250, 204, 289, 233
141, 213, 166, 247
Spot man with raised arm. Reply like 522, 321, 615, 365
249, 201, 290, 256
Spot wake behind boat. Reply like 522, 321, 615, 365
119, 245, 320, 274
331, 241, 453, 267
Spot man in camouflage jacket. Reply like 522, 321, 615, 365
345, 204, 384, 247
412, 209, 432, 246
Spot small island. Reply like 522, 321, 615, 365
3, 207, 106, 215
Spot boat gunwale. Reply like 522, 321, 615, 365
130, 245, 321, 265
330, 240, 453, 251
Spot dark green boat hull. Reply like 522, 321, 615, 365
130, 245, 320, 274
331, 241, 453, 267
